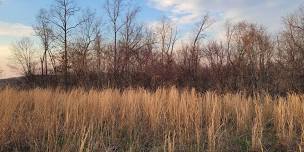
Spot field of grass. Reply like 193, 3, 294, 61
0, 87, 303, 152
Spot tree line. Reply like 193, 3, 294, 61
11, 0, 304, 95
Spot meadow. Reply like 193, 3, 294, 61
0, 87, 303, 152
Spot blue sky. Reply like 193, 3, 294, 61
0, 0, 303, 78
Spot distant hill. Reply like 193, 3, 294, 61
0, 77, 24, 88
0, 75, 61, 89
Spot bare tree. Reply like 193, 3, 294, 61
179, 14, 212, 86
203, 41, 225, 90
153, 17, 178, 85
223, 21, 274, 93
11, 38, 37, 76
119, 7, 145, 83
276, 6, 304, 91
156, 17, 178, 66
192, 15, 213, 74
48, 0, 83, 89
34, 9, 55, 76
70, 9, 100, 81
94, 31, 108, 73
105, 0, 124, 78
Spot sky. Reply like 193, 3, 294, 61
0, 0, 303, 78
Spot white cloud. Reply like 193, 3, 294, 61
0, 21, 34, 78
0, 44, 18, 78
0, 21, 35, 78
0, 21, 33, 37
148, 0, 304, 40
148, 0, 203, 24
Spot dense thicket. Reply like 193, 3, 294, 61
11, 0, 304, 95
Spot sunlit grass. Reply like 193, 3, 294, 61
0, 87, 303, 151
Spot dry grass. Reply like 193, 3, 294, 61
0, 87, 304, 152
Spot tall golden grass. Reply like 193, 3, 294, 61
0, 87, 304, 151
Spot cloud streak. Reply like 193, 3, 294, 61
0, 21, 33, 37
